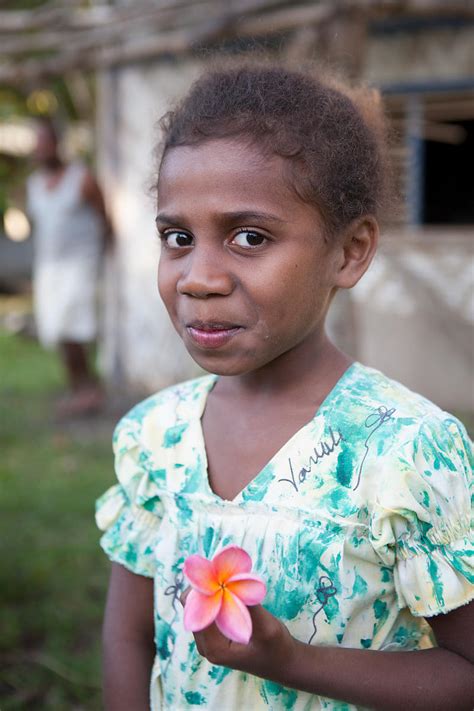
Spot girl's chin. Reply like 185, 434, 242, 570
190, 354, 251, 377
184, 346, 257, 377
188, 348, 283, 378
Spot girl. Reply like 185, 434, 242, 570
96, 65, 474, 710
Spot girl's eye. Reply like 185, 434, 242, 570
162, 231, 193, 248
231, 230, 267, 249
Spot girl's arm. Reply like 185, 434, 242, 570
189, 599, 474, 711
102, 563, 155, 711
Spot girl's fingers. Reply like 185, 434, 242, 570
194, 621, 234, 662
180, 586, 191, 606
247, 604, 281, 641
191, 605, 294, 675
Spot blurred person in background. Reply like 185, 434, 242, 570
27, 118, 112, 417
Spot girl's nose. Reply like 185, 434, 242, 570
177, 248, 234, 298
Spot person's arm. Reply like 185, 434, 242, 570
103, 562, 155, 711
188, 598, 474, 711
81, 171, 114, 249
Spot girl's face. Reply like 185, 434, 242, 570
157, 138, 341, 376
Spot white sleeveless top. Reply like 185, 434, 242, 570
27, 162, 104, 264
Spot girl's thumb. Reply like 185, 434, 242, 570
248, 603, 280, 639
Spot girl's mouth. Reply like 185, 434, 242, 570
186, 321, 243, 349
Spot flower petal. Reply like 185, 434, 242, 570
215, 588, 252, 644
212, 546, 252, 584
184, 554, 220, 594
183, 588, 222, 632
226, 573, 266, 605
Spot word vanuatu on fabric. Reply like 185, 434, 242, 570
279, 426, 344, 493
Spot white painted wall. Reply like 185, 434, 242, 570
365, 25, 474, 85
98, 60, 203, 393
349, 230, 474, 412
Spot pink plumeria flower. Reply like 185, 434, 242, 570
183, 545, 266, 644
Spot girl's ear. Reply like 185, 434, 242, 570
334, 217, 379, 289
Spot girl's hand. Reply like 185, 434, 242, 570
181, 590, 297, 682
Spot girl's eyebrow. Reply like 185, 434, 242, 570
155, 213, 178, 226
155, 210, 286, 226
221, 210, 287, 224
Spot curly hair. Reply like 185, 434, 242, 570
158, 63, 390, 238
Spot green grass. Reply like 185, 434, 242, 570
0, 329, 114, 709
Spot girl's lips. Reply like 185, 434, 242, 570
186, 324, 243, 349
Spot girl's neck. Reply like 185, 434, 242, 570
217, 331, 352, 404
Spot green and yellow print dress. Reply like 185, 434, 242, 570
96, 363, 474, 711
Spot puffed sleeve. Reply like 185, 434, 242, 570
370, 415, 474, 617
95, 416, 164, 578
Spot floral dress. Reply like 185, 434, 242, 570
96, 362, 474, 710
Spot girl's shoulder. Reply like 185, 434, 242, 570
336, 363, 469, 440
333, 362, 472, 477
112, 373, 217, 451
343, 362, 450, 423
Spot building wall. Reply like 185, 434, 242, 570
365, 23, 474, 85
348, 230, 474, 412
98, 60, 203, 392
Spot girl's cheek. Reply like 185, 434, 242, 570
158, 278, 176, 315
158, 261, 173, 292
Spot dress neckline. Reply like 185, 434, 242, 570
192, 362, 359, 504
